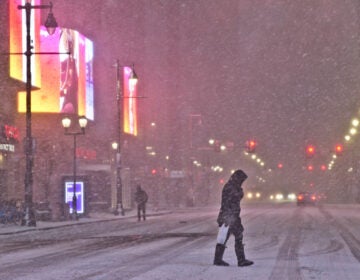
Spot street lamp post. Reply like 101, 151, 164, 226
113, 60, 138, 216
62, 116, 88, 220
18, 0, 58, 227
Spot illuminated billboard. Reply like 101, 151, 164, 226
9, 1, 94, 120
123, 67, 138, 136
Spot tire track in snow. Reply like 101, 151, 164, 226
319, 206, 360, 262
269, 207, 303, 280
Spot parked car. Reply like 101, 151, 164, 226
297, 192, 317, 206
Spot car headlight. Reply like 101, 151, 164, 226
287, 193, 296, 200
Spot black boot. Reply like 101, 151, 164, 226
235, 243, 254, 267
213, 244, 229, 266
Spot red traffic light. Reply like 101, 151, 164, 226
245, 140, 257, 153
306, 145, 315, 158
335, 144, 343, 155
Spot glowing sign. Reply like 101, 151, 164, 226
9, 1, 94, 120
123, 66, 138, 136
64, 181, 85, 214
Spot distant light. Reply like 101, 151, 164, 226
344, 135, 351, 141
350, 128, 357, 135
287, 193, 296, 200
352, 119, 359, 127
335, 144, 343, 156
306, 145, 315, 158
111, 142, 118, 150
211, 165, 223, 172
208, 139, 215, 145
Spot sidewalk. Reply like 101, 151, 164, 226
0, 208, 172, 236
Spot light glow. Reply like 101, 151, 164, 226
10, 6, 94, 120
123, 66, 138, 136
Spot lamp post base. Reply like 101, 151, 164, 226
21, 207, 37, 227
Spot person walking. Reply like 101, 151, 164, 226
134, 185, 148, 221
213, 169, 254, 267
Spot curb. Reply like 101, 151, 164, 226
0, 210, 172, 236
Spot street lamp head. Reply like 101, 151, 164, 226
112, 142, 118, 150
62, 116, 71, 130
78, 116, 88, 132
44, 2, 58, 35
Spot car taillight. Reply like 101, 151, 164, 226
298, 195, 303, 200
311, 195, 316, 201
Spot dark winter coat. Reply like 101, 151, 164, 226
217, 170, 247, 227
135, 187, 148, 206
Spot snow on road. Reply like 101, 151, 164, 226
0, 203, 359, 279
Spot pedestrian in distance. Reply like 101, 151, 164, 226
134, 185, 148, 221
213, 169, 254, 267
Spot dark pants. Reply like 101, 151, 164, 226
224, 218, 244, 248
137, 203, 146, 221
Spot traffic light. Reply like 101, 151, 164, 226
246, 140, 257, 153
306, 145, 315, 158
335, 144, 343, 156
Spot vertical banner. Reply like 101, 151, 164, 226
123, 66, 138, 136
64, 181, 85, 214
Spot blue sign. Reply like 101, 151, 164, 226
65, 181, 85, 214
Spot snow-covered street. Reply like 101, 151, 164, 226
0, 203, 359, 280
